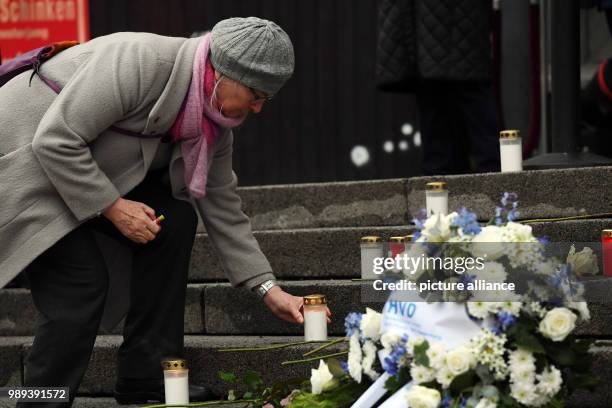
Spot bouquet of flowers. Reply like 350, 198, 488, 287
297, 193, 598, 407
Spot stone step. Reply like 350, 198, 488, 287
0, 335, 346, 399
2, 280, 610, 337
0, 336, 610, 408
407, 166, 612, 221
237, 178, 409, 230
191, 219, 612, 282
0, 398, 247, 408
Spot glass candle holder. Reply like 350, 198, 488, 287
304, 294, 328, 341
162, 359, 189, 407
425, 181, 448, 216
499, 130, 523, 172
603, 230, 612, 277
361, 236, 383, 279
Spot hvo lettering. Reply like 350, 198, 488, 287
386, 301, 416, 318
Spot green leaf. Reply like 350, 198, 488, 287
413, 341, 430, 367
384, 367, 410, 394
218, 370, 237, 383
449, 370, 476, 394
514, 330, 546, 354
244, 370, 264, 391
243, 391, 253, 399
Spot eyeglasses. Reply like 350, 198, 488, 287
248, 86, 273, 103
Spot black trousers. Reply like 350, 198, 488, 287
18, 171, 198, 407
416, 81, 501, 175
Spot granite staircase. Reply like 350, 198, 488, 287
1, 166, 611, 407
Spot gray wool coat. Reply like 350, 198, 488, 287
0, 32, 275, 327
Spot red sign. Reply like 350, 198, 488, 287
0, 0, 89, 62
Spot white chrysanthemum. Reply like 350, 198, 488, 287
510, 381, 537, 405
310, 360, 336, 395
418, 212, 458, 243
446, 346, 476, 376
536, 366, 562, 397
435, 366, 455, 389
504, 222, 537, 242
476, 261, 508, 283
362, 340, 380, 381
528, 302, 547, 318
410, 363, 436, 384
426, 342, 447, 370
380, 331, 403, 350
511, 366, 536, 384
509, 348, 536, 371
348, 333, 363, 383
467, 301, 491, 319
530, 393, 552, 407
539, 307, 577, 342
405, 385, 441, 408
499, 301, 522, 316
360, 307, 383, 341
475, 398, 497, 408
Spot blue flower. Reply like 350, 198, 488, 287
344, 312, 362, 337
340, 360, 349, 374
493, 311, 517, 334
382, 335, 408, 376
441, 394, 454, 408
496, 192, 520, 224
459, 273, 476, 286
453, 208, 481, 235
538, 235, 551, 246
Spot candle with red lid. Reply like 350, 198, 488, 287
603, 230, 612, 277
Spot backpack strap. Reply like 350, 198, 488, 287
2, 42, 165, 141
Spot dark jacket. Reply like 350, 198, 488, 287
376, 0, 493, 92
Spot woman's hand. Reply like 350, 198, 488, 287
263, 286, 331, 325
102, 197, 161, 244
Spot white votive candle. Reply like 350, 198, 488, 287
499, 129, 523, 172
304, 294, 328, 341
361, 236, 383, 279
162, 359, 189, 407
425, 181, 448, 216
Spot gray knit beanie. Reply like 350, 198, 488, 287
210, 17, 295, 96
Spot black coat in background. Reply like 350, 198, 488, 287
376, 0, 493, 92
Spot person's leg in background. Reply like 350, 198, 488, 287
417, 81, 471, 175
18, 227, 110, 408
455, 81, 501, 173
112, 172, 201, 403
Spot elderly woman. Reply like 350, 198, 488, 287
0, 17, 330, 406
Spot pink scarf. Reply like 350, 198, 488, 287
169, 33, 246, 198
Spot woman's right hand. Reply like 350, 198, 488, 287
102, 197, 161, 244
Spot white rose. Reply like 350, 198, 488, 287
405, 385, 441, 408
419, 212, 457, 243
360, 307, 383, 341
567, 245, 599, 276
445, 346, 475, 376
567, 301, 591, 321
539, 307, 577, 342
475, 398, 497, 408
471, 226, 506, 260
310, 360, 336, 395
